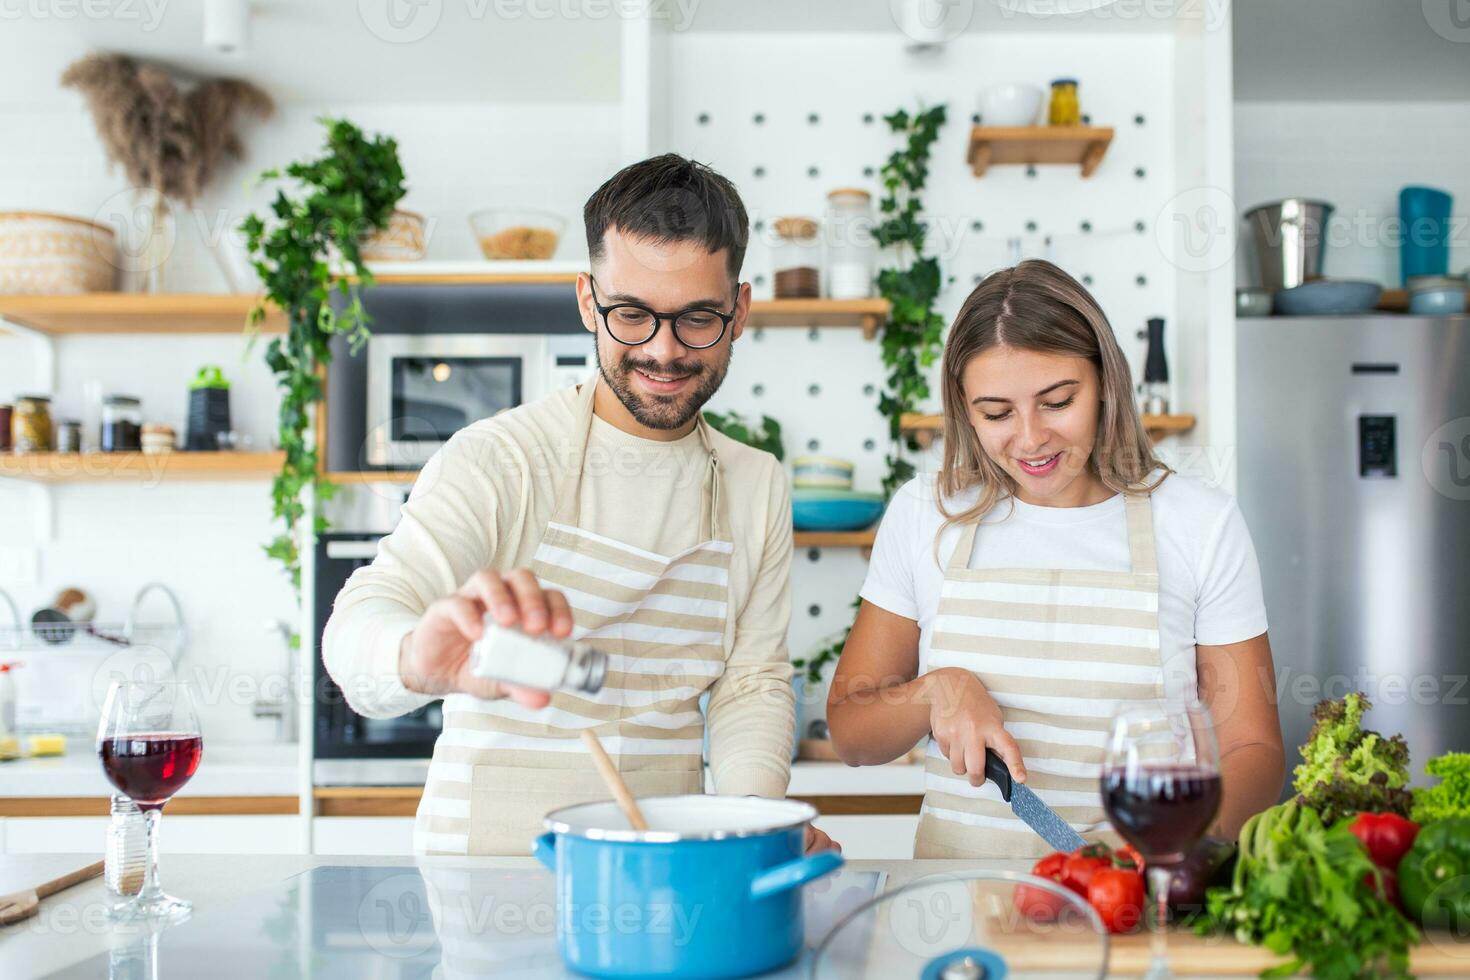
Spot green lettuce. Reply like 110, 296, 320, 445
1291, 693, 1412, 826
1411, 752, 1470, 824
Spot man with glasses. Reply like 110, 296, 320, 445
325, 154, 837, 856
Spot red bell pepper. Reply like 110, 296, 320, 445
1348, 812, 1419, 870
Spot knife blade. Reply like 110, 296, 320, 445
984, 748, 1087, 853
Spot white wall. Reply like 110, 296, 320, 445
0, 98, 620, 741
1234, 101, 1470, 288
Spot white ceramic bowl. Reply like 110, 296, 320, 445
978, 83, 1044, 127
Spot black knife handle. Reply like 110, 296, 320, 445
984, 748, 1014, 802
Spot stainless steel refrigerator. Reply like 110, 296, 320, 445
1237, 315, 1470, 785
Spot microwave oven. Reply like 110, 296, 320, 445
364, 332, 591, 468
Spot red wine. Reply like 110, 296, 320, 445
99, 732, 203, 809
1102, 765, 1221, 865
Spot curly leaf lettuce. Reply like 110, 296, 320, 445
1291, 693, 1412, 826
1411, 751, 1470, 824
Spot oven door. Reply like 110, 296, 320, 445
365, 334, 549, 467
313, 534, 442, 767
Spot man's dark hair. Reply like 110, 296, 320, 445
584, 153, 748, 281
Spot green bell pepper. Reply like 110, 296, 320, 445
1398, 817, 1470, 930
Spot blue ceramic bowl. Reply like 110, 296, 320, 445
1408, 283, 1467, 316
535, 795, 842, 978
791, 489, 885, 531
1273, 279, 1382, 316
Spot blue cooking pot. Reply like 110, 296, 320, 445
534, 795, 842, 979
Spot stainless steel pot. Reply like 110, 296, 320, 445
1244, 198, 1335, 290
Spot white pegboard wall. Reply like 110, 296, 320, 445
660, 30, 1188, 702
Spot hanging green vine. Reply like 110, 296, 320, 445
793, 103, 949, 687
242, 118, 406, 601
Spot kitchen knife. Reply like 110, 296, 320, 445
984, 748, 1087, 853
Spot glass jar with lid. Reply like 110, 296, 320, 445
13, 395, 52, 454
824, 188, 877, 300
101, 395, 142, 453
772, 217, 821, 299
1048, 78, 1080, 126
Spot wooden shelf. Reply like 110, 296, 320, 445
748, 298, 889, 339
794, 529, 876, 550
0, 293, 283, 336
966, 126, 1114, 178
0, 451, 285, 483
0, 290, 888, 338
900, 412, 1196, 447
324, 470, 419, 485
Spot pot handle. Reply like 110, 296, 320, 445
532, 832, 557, 871
748, 849, 843, 901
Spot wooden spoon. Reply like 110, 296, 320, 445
580, 729, 649, 832
0, 860, 104, 926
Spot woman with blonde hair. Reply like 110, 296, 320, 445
827, 260, 1284, 857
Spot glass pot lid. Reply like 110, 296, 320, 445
810, 870, 1109, 979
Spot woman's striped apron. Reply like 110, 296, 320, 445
914, 492, 1166, 859
414, 379, 734, 855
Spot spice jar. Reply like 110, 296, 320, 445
772, 217, 821, 299
824, 189, 876, 300
0, 404, 11, 452
141, 423, 176, 455
13, 395, 52, 454
1048, 78, 1080, 126
56, 420, 82, 454
101, 395, 142, 452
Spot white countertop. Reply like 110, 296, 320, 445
0, 743, 300, 798
0, 852, 1024, 979
1, 742, 919, 800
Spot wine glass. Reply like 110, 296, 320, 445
1102, 698, 1222, 979
97, 680, 204, 921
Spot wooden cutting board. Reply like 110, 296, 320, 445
991, 924, 1470, 975
865, 879, 1470, 976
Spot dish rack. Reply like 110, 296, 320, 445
0, 583, 187, 735
0, 582, 185, 658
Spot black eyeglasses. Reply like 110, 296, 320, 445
588, 276, 738, 350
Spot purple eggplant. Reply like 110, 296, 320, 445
1166, 837, 1237, 918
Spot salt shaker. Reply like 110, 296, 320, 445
469, 622, 607, 694
104, 794, 147, 903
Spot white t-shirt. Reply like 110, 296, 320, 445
859, 470, 1269, 700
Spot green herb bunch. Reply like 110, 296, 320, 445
1198, 800, 1418, 979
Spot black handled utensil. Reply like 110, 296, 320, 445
984, 748, 1087, 853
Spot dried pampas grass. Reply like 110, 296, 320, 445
62, 53, 274, 203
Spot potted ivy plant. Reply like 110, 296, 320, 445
240, 118, 407, 603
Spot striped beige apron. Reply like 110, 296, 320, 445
914, 492, 1165, 859
414, 380, 733, 855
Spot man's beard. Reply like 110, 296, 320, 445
594, 342, 730, 431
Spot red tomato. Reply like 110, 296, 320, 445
1014, 852, 1069, 922
1061, 845, 1113, 898
1087, 867, 1146, 934
1114, 844, 1146, 873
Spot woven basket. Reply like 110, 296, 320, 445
0, 211, 116, 294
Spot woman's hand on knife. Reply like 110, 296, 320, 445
398, 567, 573, 706
926, 667, 1027, 788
